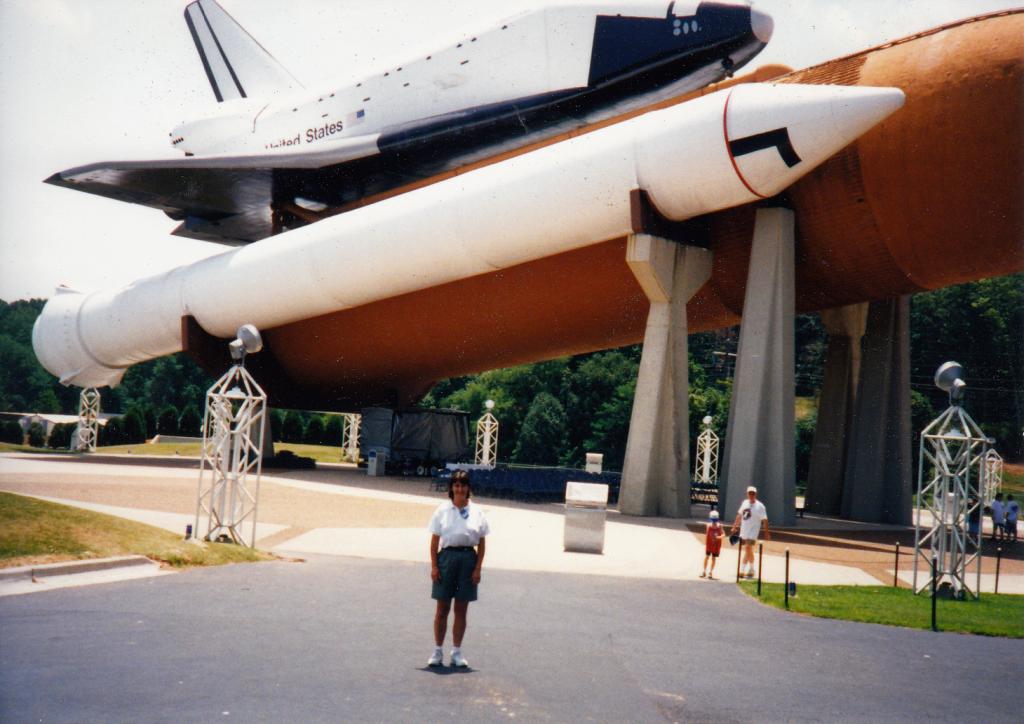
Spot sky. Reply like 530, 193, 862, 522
0, 0, 1018, 301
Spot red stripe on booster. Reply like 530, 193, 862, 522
723, 90, 767, 200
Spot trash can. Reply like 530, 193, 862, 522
564, 481, 609, 554
367, 450, 387, 477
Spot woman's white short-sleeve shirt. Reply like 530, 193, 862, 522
428, 500, 490, 548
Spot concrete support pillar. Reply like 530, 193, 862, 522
805, 303, 868, 515
720, 207, 796, 526
840, 296, 913, 524
619, 234, 712, 517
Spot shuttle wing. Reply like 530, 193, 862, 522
44, 135, 381, 243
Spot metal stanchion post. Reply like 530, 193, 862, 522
735, 540, 743, 583
930, 555, 938, 632
757, 543, 763, 596
784, 549, 790, 610
893, 542, 900, 588
995, 547, 1002, 595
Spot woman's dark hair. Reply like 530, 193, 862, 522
447, 470, 472, 500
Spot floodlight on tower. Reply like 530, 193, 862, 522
475, 399, 499, 468
195, 324, 268, 547
912, 362, 991, 598
695, 415, 719, 486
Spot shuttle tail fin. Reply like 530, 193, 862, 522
184, 0, 304, 102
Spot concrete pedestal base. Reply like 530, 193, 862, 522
721, 208, 796, 526
805, 304, 868, 515
619, 235, 712, 517
841, 297, 913, 524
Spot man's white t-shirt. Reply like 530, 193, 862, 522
738, 499, 768, 540
428, 500, 491, 549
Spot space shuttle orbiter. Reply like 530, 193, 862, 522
44, 1, 773, 244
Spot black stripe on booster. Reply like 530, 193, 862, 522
728, 127, 801, 168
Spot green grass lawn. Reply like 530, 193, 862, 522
96, 441, 349, 463
740, 582, 1024, 638
0, 492, 273, 569
0, 442, 72, 454
98, 441, 203, 456
1002, 465, 1024, 497
794, 396, 817, 422
2, 440, 353, 463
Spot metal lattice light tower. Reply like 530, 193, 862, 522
912, 362, 989, 599
475, 399, 499, 467
73, 387, 101, 452
694, 415, 719, 485
342, 413, 361, 463
981, 449, 1003, 507
195, 325, 267, 548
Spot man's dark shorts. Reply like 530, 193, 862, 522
432, 547, 478, 601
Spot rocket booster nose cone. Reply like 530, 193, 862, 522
724, 84, 905, 199
33, 288, 125, 389
750, 7, 773, 44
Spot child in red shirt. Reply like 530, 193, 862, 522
700, 510, 724, 579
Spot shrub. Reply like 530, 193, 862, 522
157, 405, 179, 436
304, 416, 326, 445
270, 409, 284, 441
27, 422, 46, 448
0, 420, 24, 444
324, 414, 343, 446
48, 422, 77, 449
282, 411, 305, 443
178, 405, 202, 437
99, 417, 125, 446
123, 407, 147, 444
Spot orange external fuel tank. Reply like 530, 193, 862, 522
193, 11, 1023, 410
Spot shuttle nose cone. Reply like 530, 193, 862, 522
751, 7, 773, 44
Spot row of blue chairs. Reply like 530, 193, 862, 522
435, 466, 621, 503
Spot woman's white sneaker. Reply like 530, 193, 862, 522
427, 648, 443, 667
450, 650, 469, 668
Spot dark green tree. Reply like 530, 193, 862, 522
305, 415, 326, 445
270, 409, 284, 442
27, 422, 46, 447
33, 388, 61, 413
178, 405, 202, 437
795, 412, 817, 490
585, 382, 635, 471
123, 407, 147, 444
0, 420, 24, 443
100, 417, 124, 446
282, 411, 305, 443
563, 351, 638, 467
141, 405, 157, 439
324, 414, 343, 446
48, 422, 76, 449
157, 405, 180, 436
512, 392, 568, 465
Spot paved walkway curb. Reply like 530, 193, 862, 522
0, 555, 154, 583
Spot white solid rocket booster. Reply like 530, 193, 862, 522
34, 83, 904, 388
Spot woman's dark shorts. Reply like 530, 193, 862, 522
432, 547, 478, 602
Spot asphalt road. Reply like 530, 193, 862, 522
1, 555, 1021, 723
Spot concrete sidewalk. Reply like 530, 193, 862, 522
2, 452, 1021, 592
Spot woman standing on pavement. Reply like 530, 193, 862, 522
427, 470, 490, 668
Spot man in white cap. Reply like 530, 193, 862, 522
731, 486, 770, 578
